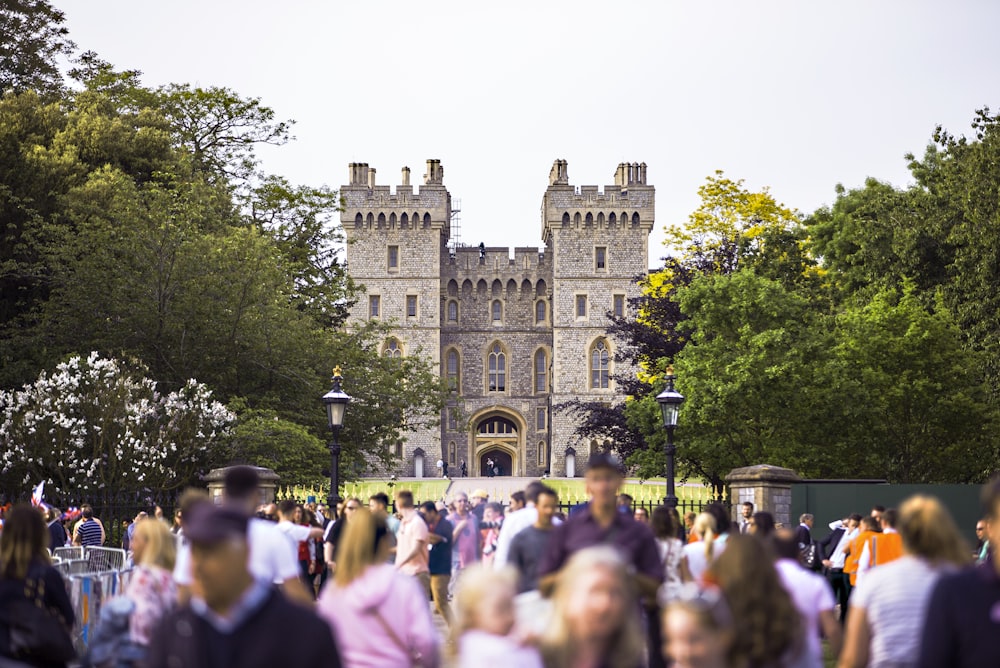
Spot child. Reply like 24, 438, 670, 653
454, 565, 543, 668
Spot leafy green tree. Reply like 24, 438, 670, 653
830, 282, 996, 483
0, 0, 74, 96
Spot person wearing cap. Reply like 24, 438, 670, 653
536, 452, 663, 664
173, 466, 313, 606
148, 502, 342, 668
470, 488, 489, 523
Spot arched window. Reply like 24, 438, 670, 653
446, 348, 460, 392
384, 338, 403, 359
488, 343, 506, 392
590, 339, 609, 388
538, 441, 546, 466
449, 441, 457, 465
534, 349, 547, 394
447, 300, 458, 322
535, 300, 546, 323
491, 300, 503, 322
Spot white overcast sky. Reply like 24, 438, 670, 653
61, 1, 999, 268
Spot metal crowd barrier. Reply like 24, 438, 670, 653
86, 546, 127, 572
54, 546, 85, 560
64, 569, 134, 651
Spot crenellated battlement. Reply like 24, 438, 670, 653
541, 160, 654, 242
342, 159, 451, 236
446, 245, 546, 273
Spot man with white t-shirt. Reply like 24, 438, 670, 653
173, 466, 314, 606
773, 529, 842, 667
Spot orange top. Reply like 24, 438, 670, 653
845, 530, 878, 585
687, 531, 699, 544
871, 531, 904, 567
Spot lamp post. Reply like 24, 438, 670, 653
322, 367, 351, 509
655, 365, 685, 509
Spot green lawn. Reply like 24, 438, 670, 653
278, 479, 452, 504
542, 479, 715, 506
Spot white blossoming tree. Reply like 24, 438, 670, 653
0, 352, 235, 498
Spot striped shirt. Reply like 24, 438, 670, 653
77, 518, 103, 546
849, 555, 954, 667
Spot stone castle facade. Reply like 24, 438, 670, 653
342, 159, 653, 477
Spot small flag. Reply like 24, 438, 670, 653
30, 481, 44, 507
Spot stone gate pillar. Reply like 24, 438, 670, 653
725, 464, 801, 528
204, 466, 280, 506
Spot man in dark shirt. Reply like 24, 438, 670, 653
148, 501, 341, 668
918, 476, 1000, 668
537, 453, 661, 597
419, 501, 454, 625
508, 485, 559, 593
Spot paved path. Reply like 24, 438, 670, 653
445, 476, 540, 502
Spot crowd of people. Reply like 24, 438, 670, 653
0, 457, 998, 667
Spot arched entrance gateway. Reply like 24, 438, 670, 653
472, 412, 523, 476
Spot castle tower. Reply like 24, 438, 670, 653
542, 160, 654, 476
341, 160, 450, 476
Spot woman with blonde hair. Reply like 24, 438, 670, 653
680, 512, 720, 584
539, 546, 645, 668
839, 495, 969, 668
316, 507, 439, 668
124, 517, 177, 646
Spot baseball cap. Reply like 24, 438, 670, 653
184, 501, 249, 545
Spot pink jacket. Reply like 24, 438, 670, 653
317, 564, 440, 668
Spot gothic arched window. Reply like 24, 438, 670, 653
446, 348, 460, 392
590, 339, 609, 389
534, 349, 547, 394
384, 338, 403, 359
488, 342, 507, 392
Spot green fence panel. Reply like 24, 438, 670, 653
791, 482, 983, 546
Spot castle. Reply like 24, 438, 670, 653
342, 159, 654, 478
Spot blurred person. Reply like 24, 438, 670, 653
169, 508, 183, 536
316, 507, 439, 668
149, 502, 340, 668
973, 517, 989, 562
46, 506, 67, 551
679, 513, 720, 584
652, 505, 684, 604
662, 584, 735, 668
453, 565, 543, 668
73, 504, 106, 547
419, 501, 454, 625
123, 511, 147, 555
820, 514, 861, 623
0, 504, 76, 668
838, 495, 969, 668
173, 466, 311, 606
634, 507, 650, 524
795, 513, 819, 571
750, 511, 776, 537
394, 490, 430, 594
494, 481, 562, 568
460, 460, 467, 477
447, 491, 481, 584
368, 493, 400, 535
702, 503, 732, 544
470, 489, 489, 522
844, 516, 881, 588
537, 453, 661, 665
509, 491, 526, 513
326, 497, 362, 572
122, 518, 178, 648
508, 485, 559, 594
480, 502, 504, 565
707, 534, 806, 668
870, 505, 885, 521
275, 500, 324, 595
772, 529, 842, 667
617, 493, 634, 513
855, 507, 902, 583
919, 477, 1000, 667
152, 505, 168, 526
539, 546, 645, 668
684, 511, 698, 544
738, 502, 754, 534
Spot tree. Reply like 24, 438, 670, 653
829, 282, 996, 483
224, 406, 328, 489
0, 352, 234, 497
0, 0, 74, 96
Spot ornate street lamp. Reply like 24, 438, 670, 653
322, 367, 351, 508
655, 365, 685, 509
